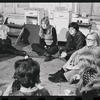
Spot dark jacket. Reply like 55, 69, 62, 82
63, 30, 86, 58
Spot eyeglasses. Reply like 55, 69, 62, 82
86, 38, 96, 42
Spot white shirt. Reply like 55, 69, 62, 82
0, 25, 9, 39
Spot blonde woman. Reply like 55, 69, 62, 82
31, 16, 58, 62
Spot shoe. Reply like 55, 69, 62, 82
43, 52, 50, 56
49, 68, 65, 77
16, 51, 27, 56
48, 74, 67, 83
44, 56, 54, 62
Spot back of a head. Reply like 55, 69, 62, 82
14, 58, 40, 88
79, 51, 96, 63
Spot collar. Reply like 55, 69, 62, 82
19, 84, 43, 93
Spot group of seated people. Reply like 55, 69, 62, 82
1, 13, 100, 96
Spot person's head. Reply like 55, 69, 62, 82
78, 51, 96, 69
68, 22, 79, 36
13, 58, 40, 88
86, 32, 100, 47
40, 16, 50, 30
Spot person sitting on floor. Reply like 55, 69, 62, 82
48, 32, 100, 83
76, 64, 100, 97
63, 51, 97, 84
3, 58, 50, 96
59, 22, 86, 61
31, 16, 58, 62
0, 14, 27, 56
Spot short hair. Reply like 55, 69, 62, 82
68, 22, 79, 32
13, 58, 40, 88
86, 31, 100, 46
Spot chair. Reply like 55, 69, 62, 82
15, 24, 40, 45
4, 17, 24, 37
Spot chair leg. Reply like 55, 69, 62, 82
14, 27, 24, 46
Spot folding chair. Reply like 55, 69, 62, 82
15, 24, 40, 45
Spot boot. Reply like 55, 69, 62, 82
48, 73, 67, 83
43, 52, 50, 57
44, 56, 54, 62
15, 50, 27, 56
49, 68, 65, 77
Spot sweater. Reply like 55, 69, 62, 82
39, 26, 57, 46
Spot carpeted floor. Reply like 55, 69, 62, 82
0, 37, 77, 96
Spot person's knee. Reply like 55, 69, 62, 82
31, 43, 38, 50
48, 46, 58, 54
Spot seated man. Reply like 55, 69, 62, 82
0, 14, 27, 56
59, 22, 86, 61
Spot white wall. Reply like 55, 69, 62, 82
29, 3, 72, 11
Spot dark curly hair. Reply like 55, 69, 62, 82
12, 58, 40, 92
68, 22, 79, 32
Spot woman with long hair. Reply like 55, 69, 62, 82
31, 16, 58, 62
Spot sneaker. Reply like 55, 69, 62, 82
43, 52, 50, 56
48, 74, 67, 83
44, 56, 54, 62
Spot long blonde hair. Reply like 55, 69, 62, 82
39, 16, 52, 38
86, 31, 100, 46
